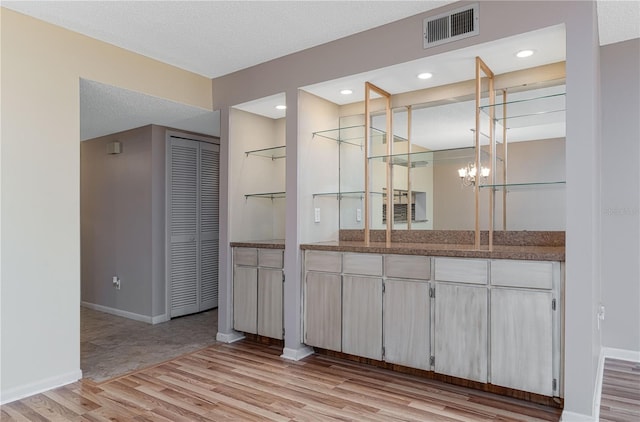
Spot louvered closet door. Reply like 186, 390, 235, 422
169, 137, 200, 317
199, 142, 220, 310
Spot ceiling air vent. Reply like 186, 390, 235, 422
423, 3, 479, 49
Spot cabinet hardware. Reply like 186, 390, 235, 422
553, 378, 557, 391
429, 287, 435, 298
430, 356, 435, 366
282, 328, 286, 337
382, 346, 385, 359
552, 298, 556, 311
282, 274, 285, 283
382, 283, 385, 293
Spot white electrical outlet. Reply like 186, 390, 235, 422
314, 207, 321, 223
356, 208, 362, 222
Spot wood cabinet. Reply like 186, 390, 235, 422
232, 247, 284, 340
383, 278, 431, 370
342, 275, 383, 360
302, 250, 562, 399
233, 265, 258, 334
304, 271, 342, 351
434, 282, 488, 383
489, 259, 560, 396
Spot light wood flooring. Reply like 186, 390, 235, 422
1, 340, 562, 421
599, 358, 640, 422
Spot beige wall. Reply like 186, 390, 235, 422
0, 8, 212, 402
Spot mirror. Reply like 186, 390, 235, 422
362, 81, 566, 232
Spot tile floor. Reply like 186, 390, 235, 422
81, 306, 218, 382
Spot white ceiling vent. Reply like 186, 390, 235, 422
423, 3, 479, 49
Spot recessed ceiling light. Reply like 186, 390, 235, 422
516, 49, 535, 58
417, 72, 433, 80
275, 105, 287, 110
340, 89, 353, 95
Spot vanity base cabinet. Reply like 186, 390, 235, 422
232, 247, 283, 340
304, 271, 342, 351
233, 266, 258, 334
342, 275, 383, 360
491, 288, 554, 396
383, 279, 431, 370
434, 282, 488, 383
258, 268, 284, 340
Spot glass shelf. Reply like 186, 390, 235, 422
479, 91, 566, 130
245, 145, 286, 159
313, 191, 385, 199
312, 125, 407, 147
244, 192, 286, 199
369, 146, 489, 168
479, 181, 566, 190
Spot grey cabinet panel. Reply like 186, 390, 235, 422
434, 258, 487, 284
491, 260, 553, 289
234, 247, 258, 266
383, 279, 430, 370
233, 266, 257, 334
342, 275, 383, 360
305, 251, 341, 273
434, 282, 488, 383
258, 249, 283, 269
258, 268, 283, 340
385, 255, 431, 280
304, 272, 342, 351
491, 288, 554, 396
343, 253, 383, 276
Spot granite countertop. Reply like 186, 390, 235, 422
300, 240, 565, 261
230, 239, 285, 249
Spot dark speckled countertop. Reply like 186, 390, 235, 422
230, 239, 285, 249
300, 240, 565, 261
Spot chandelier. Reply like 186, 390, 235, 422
457, 163, 490, 187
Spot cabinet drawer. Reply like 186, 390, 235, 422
491, 260, 554, 289
234, 247, 257, 266
385, 255, 430, 280
343, 253, 383, 276
434, 258, 487, 284
258, 249, 283, 268
305, 251, 341, 273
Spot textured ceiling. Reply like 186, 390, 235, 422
4, 1, 637, 141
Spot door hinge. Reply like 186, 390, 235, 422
553, 378, 557, 391
382, 346, 385, 359
282, 328, 285, 337
429, 287, 435, 298
430, 356, 435, 366
552, 298, 556, 311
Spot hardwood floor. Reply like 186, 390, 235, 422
1, 340, 562, 421
599, 358, 640, 422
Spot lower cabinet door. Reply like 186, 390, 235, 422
434, 282, 488, 383
491, 288, 554, 396
233, 266, 258, 334
342, 275, 383, 360
383, 279, 430, 370
257, 268, 283, 340
304, 272, 342, 351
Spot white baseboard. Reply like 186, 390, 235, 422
81, 301, 162, 324
590, 346, 640, 420
603, 346, 640, 362
560, 410, 596, 421
281, 345, 314, 361
0, 369, 82, 405
216, 331, 245, 343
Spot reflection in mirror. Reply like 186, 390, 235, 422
366, 81, 566, 232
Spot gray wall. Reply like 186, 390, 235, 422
600, 38, 640, 353
212, 1, 602, 416
81, 125, 154, 317
81, 125, 166, 319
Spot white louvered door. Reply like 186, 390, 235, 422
199, 142, 220, 310
168, 136, 219, 318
